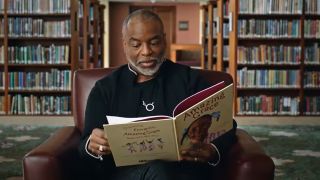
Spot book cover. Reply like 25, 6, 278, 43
104, 81, 234, 166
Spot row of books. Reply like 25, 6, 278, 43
305, 43, 320, 64
305, 0, 320, 14
238, 19, 300, 38
0, 0, 3, 13
8, 18, 70, 37
8, 69, 71, 91
237, 95, 300, 115
239, 0, 303, 14
204, 21, 230, 38
237, 69, 300, 88
304, 96, 320, 115
223, 0, 230, 16
304, 71, 320, 88
0, 72, 4, 89
0, 18, 3, 36
6, 0, 70, 14
0, 96, 4, 114
304, 20, 320, 38
223, 23, 229, 38
0, 46, 4, 64
9, 94, 71, 115
237, 45, 301, 65
5, 0, 70, 14
7, 44, 69, 64
223, 45, 229, 61
78, 1, 83, 18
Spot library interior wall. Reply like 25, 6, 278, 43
175, 3, 199, 44
108, 2, 201, 67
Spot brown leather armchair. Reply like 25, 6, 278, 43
23, 68, 275, 180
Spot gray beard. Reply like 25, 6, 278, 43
127, 57, 165, 76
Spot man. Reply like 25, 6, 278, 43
78, 9, 237, 180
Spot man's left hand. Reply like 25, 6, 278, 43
180, 142, 217, 163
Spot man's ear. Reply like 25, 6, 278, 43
122, 37, 127, 49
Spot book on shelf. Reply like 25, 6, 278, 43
103, 81, 234, 167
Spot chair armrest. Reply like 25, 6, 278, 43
223, 129, 275, 180
23, 126, 81, 180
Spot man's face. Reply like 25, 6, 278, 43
123, 18, 166, 76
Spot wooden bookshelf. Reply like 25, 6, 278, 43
228, 0, 320, 116
201, 0, 230, 71
78, 0, 104, 69
0, 0, 105, 116
0, 0, 79, 115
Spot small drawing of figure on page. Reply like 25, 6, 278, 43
180, 112, 220, 145
124, 142, 137, 153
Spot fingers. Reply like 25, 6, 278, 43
88, 128, 112, 156
180, 143, 214, 163
181, 149, 205, 163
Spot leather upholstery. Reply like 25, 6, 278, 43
23, 67, 275, 180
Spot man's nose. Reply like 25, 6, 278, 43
141, 44, 152, 56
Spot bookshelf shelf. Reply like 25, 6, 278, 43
228, 0, 320, 116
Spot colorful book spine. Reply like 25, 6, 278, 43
304, 71, 320, 88
8, 69, 71, 91
239, 0, 303, 14
8, 44, 69, 64
238, 45, 301, 64
8, 18, 71, 37
237, 69, 300, 88
238, 19, 301, 38
305, 43, 320, 64
237, 96, 300, 115
304, 96, 320, 115
9, 94, 71, 115
7, 0, 70, 14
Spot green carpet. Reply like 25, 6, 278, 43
240, 125, 320, 180
0, 125, 59, 180
0, 124, 319, 180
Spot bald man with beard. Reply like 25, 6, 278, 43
78, 9, 237, 180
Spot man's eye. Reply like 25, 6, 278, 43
131, 43, 140, 48
150, 40, 160, 45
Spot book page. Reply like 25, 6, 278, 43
173, 84, 234, 151
104, 119, 179, 167
107, 115, 171, 125
172, 81, 225, 117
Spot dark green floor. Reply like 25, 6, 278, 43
0, 125, 319, 180
241, 125, 320, 180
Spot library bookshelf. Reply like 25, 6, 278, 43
201, 0, 230, 71
228, 0, 320, 116
0, 0, 104, 116
78, 0, 105, 69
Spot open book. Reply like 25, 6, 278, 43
103, 81, 234, 166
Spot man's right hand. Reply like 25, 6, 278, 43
88, 128, 111, 156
